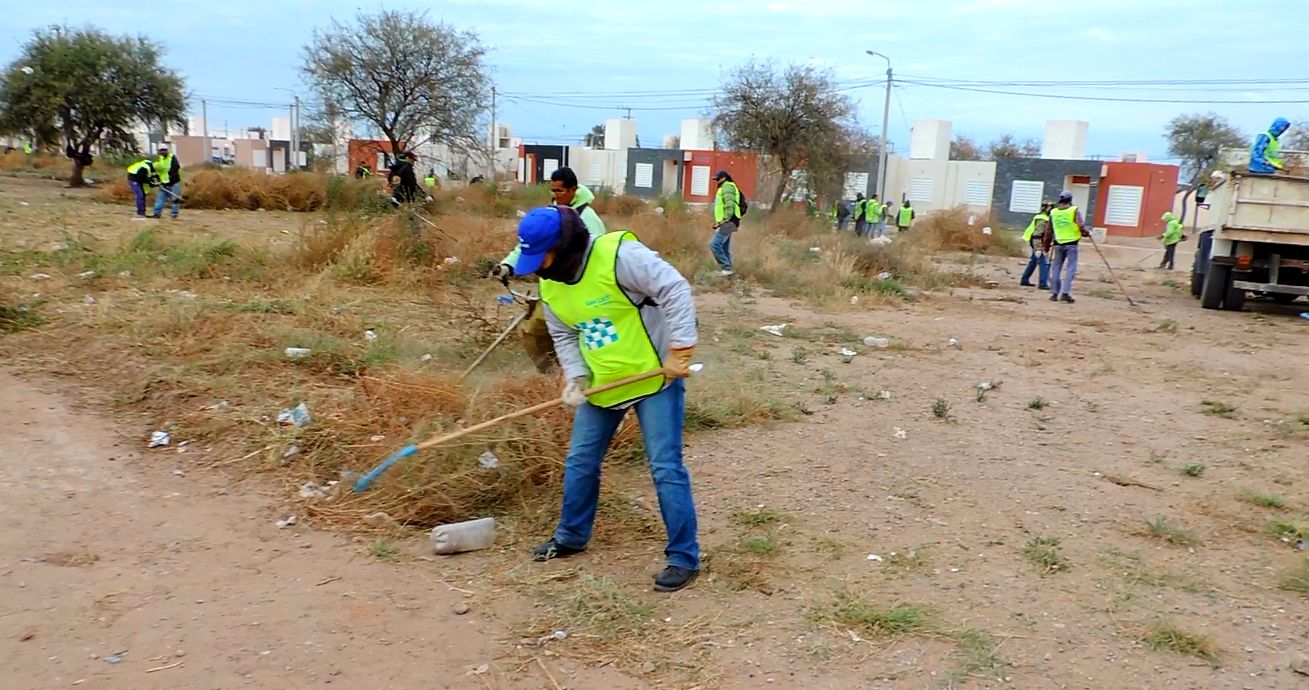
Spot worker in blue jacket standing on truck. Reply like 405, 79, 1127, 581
1249, 117, 1290, 174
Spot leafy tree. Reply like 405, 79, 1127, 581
0, 26, 186, 187
714, 61, 855, 211
986, 134, 1040, 160
301, 9, 490, 156
950, 134, 982, 161
1164, 112, 1245, 183
584, 123, 605, 148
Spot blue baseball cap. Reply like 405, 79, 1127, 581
513, 206, 563, 276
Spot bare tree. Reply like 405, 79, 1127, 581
950, 134, 982, 161
1164, 112, 1245, 183
301, 9, 489, 156
1285, 120, 1309, 151
985, 133, 1040, 160
714, 61, 855, 211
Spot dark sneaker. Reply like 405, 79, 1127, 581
532, 538, 585, 562
1038, 284, 1050, 290
1060, 294, 1076, 304
1019, 281, 1034, 287
1048, 294, 1058, 302
653, 566, 699, 593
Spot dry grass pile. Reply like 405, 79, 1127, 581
95, 167, 387, 212
913, 206, 1025, 256
0, 151, 69, 173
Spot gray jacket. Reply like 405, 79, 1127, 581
544, 236, 698, 385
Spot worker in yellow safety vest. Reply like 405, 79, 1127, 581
510, 205, 702, 594
1048, 191, 1089, 303
125, 158, 156, 218
151, 144, 182, 220
1249, 118, 1289, 174
1020, 201, 1053, 289
895, 200, 915, 232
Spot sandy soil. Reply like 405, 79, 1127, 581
3, 177, 1309, 689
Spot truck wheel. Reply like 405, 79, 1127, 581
1200, 264, 1230, 310
1223, 278, 1246, 311
1190, 270, 1203, 298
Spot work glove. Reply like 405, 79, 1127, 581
490, 263, 514, 280
562, 377, 588, 407
149, 175, 161, 186
666, 346, 695, 378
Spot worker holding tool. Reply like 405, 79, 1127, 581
388, 151, 420, 204
1249, 117, 1290, 174
513, 205, 702, 593
125, 158, 156, 219
1159, 211, 1185, 270
710, 170, 743, 276
1020, 201, 1052, 289
492, 167, 607, 372
1048, 191, 1089, 303
150, 144, 182, 221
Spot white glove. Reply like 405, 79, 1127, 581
562, 377, 588, 407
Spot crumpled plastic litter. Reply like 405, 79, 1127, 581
277, 402, 312, 427
149, 431, 171, 448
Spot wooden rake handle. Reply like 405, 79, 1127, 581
353, 369, 670, 492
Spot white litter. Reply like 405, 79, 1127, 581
850, 295, 859, 305
77, 271, 96, 279
276, 516, 297, 529
982, 226, 993, 235
515, 210, 527, 218
276, 402, 312, 427
893, 427, 908, 440
947, 338, 961, 349
442, 257, 460, 265
760, 324, 789, 337
148, 431, 171, 448
29, 273, 51, 281
863, 336, 890, 349
420, 354, 433, 363
879, 390, 894, 400
363, 329, 378, 342
869, 235, 892, 246
876, 271, 893, 281
82, 295, 96, 305
284, 347, 312, 359
866, 553, 883, 562
654, 207, 665, 215
478, 451, 501, 470
299, 482, 328, 499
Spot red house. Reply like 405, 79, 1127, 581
1093, 162, 1179, 238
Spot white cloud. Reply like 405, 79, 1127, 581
1086, 27, 1117, 43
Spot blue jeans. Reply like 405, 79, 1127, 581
837, 217, 849, 231
153, 182, 180, 218
710, 221, 736, 271
1021, 249, 1050, 287
554, 379, 700, 570
1050, 244, 1079, 297
129, 179, 146, 215
871, 220, 886, 238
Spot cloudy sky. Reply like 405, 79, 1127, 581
3, 0, 1303, 160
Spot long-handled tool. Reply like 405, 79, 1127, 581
459, 311, 527, 380
353, 368, 670, 492
1084, 232, 1139, 308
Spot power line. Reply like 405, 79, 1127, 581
900, 80, 1309, 104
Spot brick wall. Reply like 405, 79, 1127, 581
991, 158, 1102, 228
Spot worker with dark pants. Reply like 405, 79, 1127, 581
1048, 192, 1089, 303
512, 205, 702, 593
1159, 211, 1184, 270
896, 200, 915, 233
852, 193, 866, 236
125, 159, 156, 218
1020, 202, 1052, 288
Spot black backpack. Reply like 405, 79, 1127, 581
737, 188, 749, 220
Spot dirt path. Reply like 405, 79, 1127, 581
0, 371, 645, 690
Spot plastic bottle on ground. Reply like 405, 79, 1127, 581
430, 517, 496, 555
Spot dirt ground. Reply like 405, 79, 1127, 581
3, 177, 1309, 689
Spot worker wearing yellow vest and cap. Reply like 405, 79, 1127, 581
511, 205, 701, 593
150, 144, 182, 220
1159, 211, 1185, 270
1020, 201, 1052, 289
1048, 191, 1089, 303
125, 158, 156, 218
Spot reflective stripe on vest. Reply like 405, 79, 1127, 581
539, 232, 665, 409
1051, 206, 1081, 244
155, 154, 175, 184
1266, 131, 1283, 168
898, 206, 913, 226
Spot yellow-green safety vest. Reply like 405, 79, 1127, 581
155, 153, 175, 185
1050, 206, 1081, 244
1023, 212, 1050, 242
1266, 130, 1283, 169
22, 143, 32, 154
714, 181, 740, 224
126, 160, 152, 175
423, 175, 436, 188
866, 200, 882, 220
540, 231, 665, 409
897, 205, 913, 226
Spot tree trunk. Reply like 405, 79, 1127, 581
69, 159, 86, 188
770, 167, 790, 213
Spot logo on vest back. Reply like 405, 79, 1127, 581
576, 316, 619, 350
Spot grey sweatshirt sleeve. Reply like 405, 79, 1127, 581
545, 304, 588, 381
614, 241, 698, 349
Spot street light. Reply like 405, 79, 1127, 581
274, 87, 300, 170
865, 50, 892, 207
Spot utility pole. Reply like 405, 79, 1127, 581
201, 98, 209, 165
488, 86, 496, 182
866, 50, 893, 205
293, 95, 301, 170
621, 106, 632, 120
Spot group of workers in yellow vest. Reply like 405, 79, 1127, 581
1017, 191, 1089, 302
124, 144, 182, 220
491, 165, 702, 593
843, 193, 914, 238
